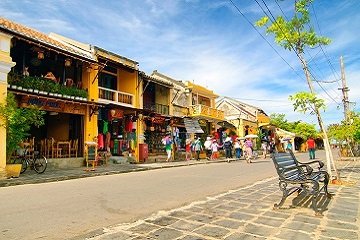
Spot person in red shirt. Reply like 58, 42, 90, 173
307, 137, 316, 159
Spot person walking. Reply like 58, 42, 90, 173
286, 140, 292, 151
307, 137, 316, 159
185, 138, 192, 161
223, 136, 233, 160
204, 136, 212, 160
234, 138, 242, 160
210, 139, 221, 160
162, 133, 173, 162
244, 138, 253, 163
261, 141, 267, 159
192, 137, 203, 160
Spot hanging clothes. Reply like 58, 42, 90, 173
105, 132, 111, 152
98, 133, 104, 150
103, 121, 109, 134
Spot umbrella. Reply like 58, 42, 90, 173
245, 134, 258, 139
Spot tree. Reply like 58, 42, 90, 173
269, 113, 292, 131
327, 111, 360, 155
255, 0, 339, 180
0, 93, 45, 162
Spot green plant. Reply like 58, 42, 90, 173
0, 92, 45, 162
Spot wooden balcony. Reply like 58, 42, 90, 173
188, 104, 225, 120
98, 87, 134, 107
143, 102, 169, 115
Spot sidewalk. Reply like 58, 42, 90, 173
74, 158, 359, 240
0, 157, 230, 188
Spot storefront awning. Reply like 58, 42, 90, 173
217, 121, 236, 129
184, 118, 204, 134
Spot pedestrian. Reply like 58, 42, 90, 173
210, 139, 221, 160
244, 138, 253, 163
223, 136, 233, 160
162, 133, 173, 162
185, 138, 192, 161
234, 138, 242, 159
261, 141, 267, 159
191, 137, 203, 160
204, 136, 212, 160
286, 140, 292, 151
269, 140, 276, 154
307, 137, 316, 159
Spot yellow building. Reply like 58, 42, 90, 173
0, 17, 98, 168
216, 97, 270, 138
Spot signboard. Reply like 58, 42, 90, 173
20, 96, 86, 115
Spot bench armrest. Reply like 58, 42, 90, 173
297, 159, 324, 170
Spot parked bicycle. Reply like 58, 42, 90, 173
18, 147, 47, 174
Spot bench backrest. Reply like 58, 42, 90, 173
272, 151, 304, 181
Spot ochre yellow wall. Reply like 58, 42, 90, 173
118, 68, 137, 96
84, 67, 98, 144
0, 33, 16, 178
155, 85, 169, 105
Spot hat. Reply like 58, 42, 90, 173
213, 139, 217, 142
206, 136, 211, 140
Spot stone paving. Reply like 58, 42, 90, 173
72, 159, 359, 240
1, 153, 359, 240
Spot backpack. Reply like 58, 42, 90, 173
224, 141, 232, 148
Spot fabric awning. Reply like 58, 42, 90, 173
184, 118, 204, 134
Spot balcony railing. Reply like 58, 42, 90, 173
189, 104, 225, 120
143, 102, 169, 115
98, 87, 134, 107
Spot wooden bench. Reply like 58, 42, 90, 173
272, 150, 332, 216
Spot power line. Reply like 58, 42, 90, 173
228, 0, 306, 82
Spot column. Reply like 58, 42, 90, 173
0, 33, 16, 179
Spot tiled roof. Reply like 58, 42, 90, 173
139, 71, 173, 87
0, 17, 94, 61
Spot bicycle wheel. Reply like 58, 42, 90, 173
20, 157, 28, 174
33, 155, 47, 174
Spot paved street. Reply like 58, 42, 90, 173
71, 156, 359, 240
1, 150, 359, 240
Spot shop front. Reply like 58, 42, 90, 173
12, 92, 88, 168
97, 108, 138, 157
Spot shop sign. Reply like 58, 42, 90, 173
152, 116, 165, 124
21, 96, 86, 115
111, 109, 124, 119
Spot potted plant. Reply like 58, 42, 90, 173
0, 93, 45, 178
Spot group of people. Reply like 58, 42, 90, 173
163, 134, 318, 163
184, 136, 256, 163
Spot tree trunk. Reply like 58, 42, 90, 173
298, 53, 340, 180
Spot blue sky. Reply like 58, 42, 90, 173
1, 0, 359, 128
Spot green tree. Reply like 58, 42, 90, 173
0, 93, 45, 162
327, 111, 360, 155
256, 0, 339, 179
269, 113, 292, 131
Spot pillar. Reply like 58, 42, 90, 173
0, 33, 16, 179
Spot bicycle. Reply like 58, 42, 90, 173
19, 147, 48, 174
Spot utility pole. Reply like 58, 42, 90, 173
339, 55, 350, 123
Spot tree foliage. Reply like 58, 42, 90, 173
289, 91, 326, 114
269, 113, 318, 139
0, 93, 45, 162
327, 111, 360, 143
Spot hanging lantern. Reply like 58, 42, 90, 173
65, 58, 72, 67
37, 51, 44, 59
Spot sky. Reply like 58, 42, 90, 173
0, 0, 359, 128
